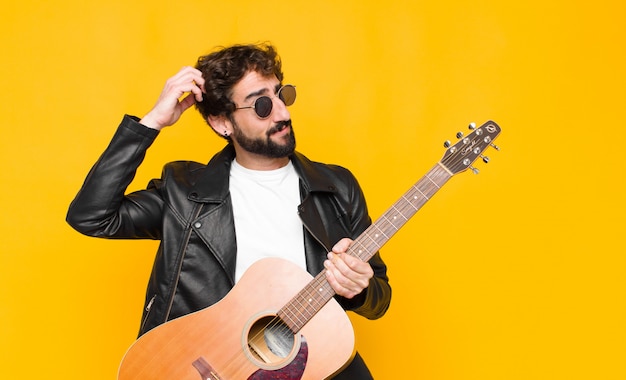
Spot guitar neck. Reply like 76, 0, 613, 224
279, 162, 452, 332
349, 162, 453, 262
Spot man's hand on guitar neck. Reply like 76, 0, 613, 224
324, 238, 374, 299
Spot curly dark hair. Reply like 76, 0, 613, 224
194, 43, 284, 126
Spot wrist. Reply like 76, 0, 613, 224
139, 113, 165, 130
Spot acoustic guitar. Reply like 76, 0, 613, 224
118, 120, 501, 379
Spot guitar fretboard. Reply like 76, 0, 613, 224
278, 163, 453, 333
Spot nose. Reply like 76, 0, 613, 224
270, 96, 291, 122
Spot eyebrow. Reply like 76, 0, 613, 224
242, 83, 282, 103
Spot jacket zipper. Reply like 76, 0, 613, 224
140, 294, 157, 332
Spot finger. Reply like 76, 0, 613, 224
340, 253, 374, 276
179, 68, 206, 95
325, 254, 361, 287
180, 67, 205, 92
178, 93, 197, 113
171, 66, 203, 83
324, 266, 359, 299
331, 238, 353, 254
327, 252, 351, 274
165, 68, 205, 100
175, 80, 204, 102
328, 253, 373, 285
327, 252, 368, 276
189, 81, 204, 102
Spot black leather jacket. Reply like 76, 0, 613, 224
67, 115, 391, 337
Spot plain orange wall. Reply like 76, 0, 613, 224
1, 1, 625, 379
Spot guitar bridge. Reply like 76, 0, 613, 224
192, 357, 221, 380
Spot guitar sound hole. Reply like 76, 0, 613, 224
247, 316, 297, 366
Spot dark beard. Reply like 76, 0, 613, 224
231, 119, 296, 158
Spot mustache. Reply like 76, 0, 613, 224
267, 120, 292, 136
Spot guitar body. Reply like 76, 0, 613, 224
118, 258, 355, 380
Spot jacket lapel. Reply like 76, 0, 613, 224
187, 145, 238, 285
291, 152, 343, 274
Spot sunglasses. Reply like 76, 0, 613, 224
234, 84, 296, 119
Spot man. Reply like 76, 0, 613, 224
67, 43, 392, 379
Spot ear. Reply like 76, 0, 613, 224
207, 114, 232, 137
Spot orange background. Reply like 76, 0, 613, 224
1, 1, 625, 379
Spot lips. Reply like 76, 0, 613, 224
269, 121, 291, 136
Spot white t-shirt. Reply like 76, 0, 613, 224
229, 159, 306, 283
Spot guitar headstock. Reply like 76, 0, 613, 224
440, 120, 501, 175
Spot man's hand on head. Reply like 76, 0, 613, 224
140, 66, 205, 130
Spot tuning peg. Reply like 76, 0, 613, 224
481, 155, 490, 164
456, 131, 464, 139
468, 122, 476, 130
444, 140, 451, 148
490, 143, 500, 151
469, 165, 480, 174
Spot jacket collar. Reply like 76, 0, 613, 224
188, 144, 338, 202
187, 144, 234, 203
